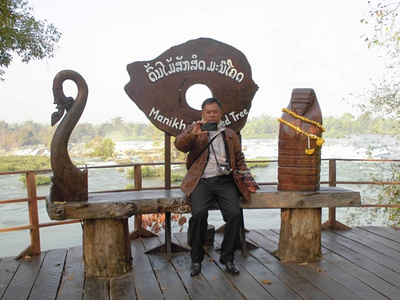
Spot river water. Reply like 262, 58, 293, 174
1, 134, 399, 257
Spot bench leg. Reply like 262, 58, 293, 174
145, 212, 189, 259
321, 208, 351, 230
83, 218, 132, 277
277, 208, 322, 262
129, 215, 158, 239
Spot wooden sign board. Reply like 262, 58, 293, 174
124, 38, 258, 136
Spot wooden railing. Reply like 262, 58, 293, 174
1, 158, 399, 259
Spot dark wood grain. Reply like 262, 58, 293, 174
2, 226, 399, 300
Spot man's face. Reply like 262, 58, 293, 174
201, 102, 223, 123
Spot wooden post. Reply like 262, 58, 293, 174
145, 133, 190, 257
328, 159, 337, 225
322, 159, 350, 230
27, 171, 41, 256
130, 164, 157, 239
277, 208, 322, 262
83, 218, 132, 277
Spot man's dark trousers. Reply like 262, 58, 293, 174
189, 175, 241, 264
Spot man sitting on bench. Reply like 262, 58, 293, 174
174, 97, 255, 277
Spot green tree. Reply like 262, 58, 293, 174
70, 123, 96, 143
0, 0, 61, 80
358, 1, 400, 118
356, 1, 400, 226
85, 136, 115, 160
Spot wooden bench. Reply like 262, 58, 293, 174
46, 185, 361, 277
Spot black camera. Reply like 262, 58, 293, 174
201, 122, 218, 131
219, 162, 231, 175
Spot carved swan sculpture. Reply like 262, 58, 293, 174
50, 70, 88, 202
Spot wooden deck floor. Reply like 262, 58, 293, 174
1, 226, 400, 300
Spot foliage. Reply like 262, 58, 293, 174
19, 173, 51, 185
246, 160, 270, 168
127, 165, 183, 182
2, 115, 400, 156
0, 0, 61, 80
127, 166, 159, 178
142, 213, 187, 234
126, 183, 134, 189
354, 1, 400, 225
363, 162, 400, 227
0, 121, 55, 153
171, 172, 184, 182
115, 158, 132, 165
357, 0, 400, 118
241, 115, 277, 138
126, 167, 135, 178
85, 136, 115, 160
0, 155, 50, 171
141, 166, 159, 177
361, 1, 400, 54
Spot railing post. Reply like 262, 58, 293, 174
328, 159, 337, 223
26, 171, 41, 256
134, 164, 142, 190
328, 159, 337, 187
134, 165, 142, 233
130, 164, 157, 239
322, 159, 350, 230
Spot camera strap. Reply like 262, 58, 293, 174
209, 131, 229, 167
187, 133, 219, 170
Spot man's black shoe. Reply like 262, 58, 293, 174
190, 262, 201, 277
224, 262, 240, 274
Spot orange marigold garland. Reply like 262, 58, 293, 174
278, 108, 325, 155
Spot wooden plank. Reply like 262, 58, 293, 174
47, 186, 361, 221
354, 227, 400, 252
321, 243, 400, 299
246, 230, 332, 299
234, 248, 302, 299
250, 229, 280, 252
57, 246, 85, 300
173, 230, 249, 300
361, 226, 400, 243
323, 230, 400, 273
321, 235, 400, 298
243, 186, 361, 208
211, 234, 275, 299
141, 236, 190, 299
110, 272, 136, 300
170, 252, 220, 300
285, 261, 364, 299
0, 257, 20, 298
198, 250, 247, 300
46, 190, 191, 220
308, 257, 388, 300
130, 238, 164, 299
29, 249, 67, 300
83, 276, 109, 300
1, 253, 45, 300
332, 228, 400, 261
258, 229, 281, 244
172, 233, 232, 300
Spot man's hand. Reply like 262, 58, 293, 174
247, 186, 257, 193
191, 120, 204, 137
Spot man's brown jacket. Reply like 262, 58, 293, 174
174, 124, 251, 202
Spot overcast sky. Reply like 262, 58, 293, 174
1, 0, 386, 125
